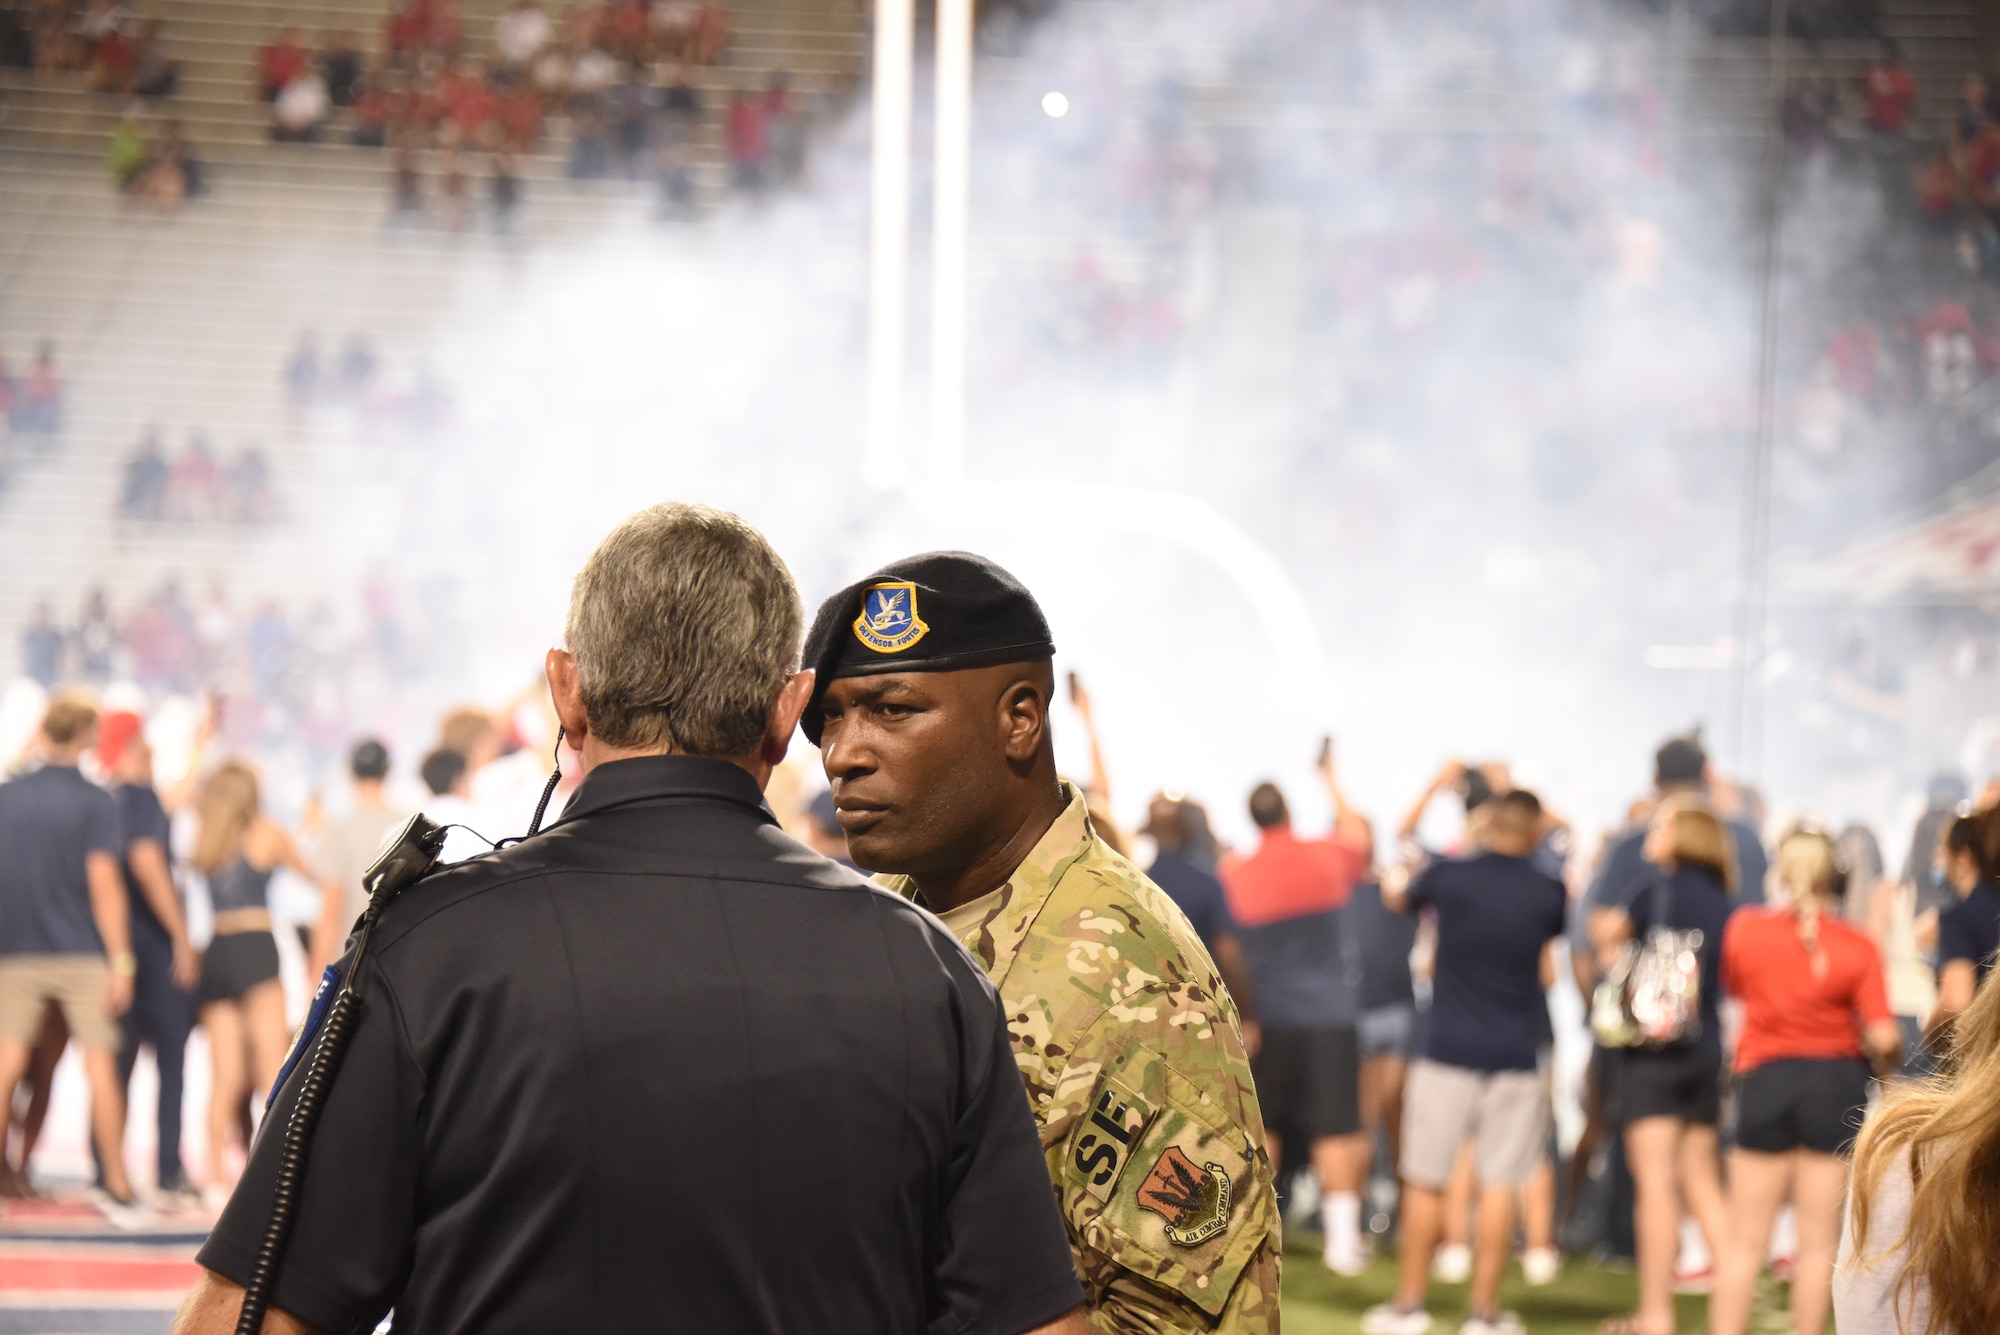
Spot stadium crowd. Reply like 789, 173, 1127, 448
116, 430, 273, 527
6, 586, 2000, 1333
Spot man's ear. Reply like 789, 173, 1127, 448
545, 648, 591, 747
759, 669, 815, 767
999, 677, 1048, 764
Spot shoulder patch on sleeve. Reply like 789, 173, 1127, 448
1063, 1045, 1277, 1318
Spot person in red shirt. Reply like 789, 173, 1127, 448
1859, 44, 1917, 135
1709, 829, 1902, 1335
725, 89, 770, 191
255, 28, 307, 102
1219, 743, 1373, 1275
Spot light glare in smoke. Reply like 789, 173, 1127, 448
1040, 90, 1069, 118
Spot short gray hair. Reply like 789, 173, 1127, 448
564, 503, 803, 756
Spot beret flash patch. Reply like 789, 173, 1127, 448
853, 582, 929, 653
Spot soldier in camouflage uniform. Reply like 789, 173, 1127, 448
802, 551, 1281, 1334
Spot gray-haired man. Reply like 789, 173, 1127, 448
177, 503, 1086, 1335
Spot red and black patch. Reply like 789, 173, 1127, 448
1135, 1146, 1232, 1246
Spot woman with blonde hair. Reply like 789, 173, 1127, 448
1839, 908, 2000, 1333
1590, 797, 1737, 1335
1708, 828, 1902, 1335
190, 760, 331, 1197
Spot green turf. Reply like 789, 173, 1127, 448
1277, 1236, 1726, 1335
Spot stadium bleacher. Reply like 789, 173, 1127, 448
0, 0, 1992, 666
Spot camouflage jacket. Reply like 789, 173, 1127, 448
886, 785, 1281, 1334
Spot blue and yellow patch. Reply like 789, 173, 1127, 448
852, 581, 929, 654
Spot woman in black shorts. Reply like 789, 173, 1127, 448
191, 761, 332, 1200
1709, 829, 1903, 1335
1590, 798, 1737, 1335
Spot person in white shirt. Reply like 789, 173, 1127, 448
493, 0, 551, 72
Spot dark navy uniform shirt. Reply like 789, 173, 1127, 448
200, 755, 1082, 1335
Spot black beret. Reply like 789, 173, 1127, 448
799, 551, 1055, 745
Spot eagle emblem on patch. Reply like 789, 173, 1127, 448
853, 581, 930, 653
1136, 1145, 1232, 1246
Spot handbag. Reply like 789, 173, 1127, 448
1590, 876, 1704, 1049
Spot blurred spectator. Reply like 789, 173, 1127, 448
725, 87, 769, 191
608, 70, 657, 175
765, 71, 801, 183
438, 58, 500, 146
119, 426, 170, 520
1859, 43, 1915, 135
20, 603, 64, 688
105, 109, 147, 188
491, 152, 523, 231
338, 335, 380, 398
390, 142, 427, 220
494, 0, 552, 74
126, 119, 201, 208
15, 343, 63, 440
1783, 67, 1838, 156
320, 30, 363, 107
226, 447, 274, 523
1956, 75, 1991, 148
272, 67, 332, 143
81, 15, 134, 93
72, 589, 117, 684
169, 435, 219, 522
284, 334, 321, 409
351, 77, 393, 148
129, 20, 179, 98
256, 26, 308, 103
498, 81, 543, 150
311, 739, 409, 942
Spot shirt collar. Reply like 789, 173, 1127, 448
550, 753, 775, 830
919, 780, 1097, 970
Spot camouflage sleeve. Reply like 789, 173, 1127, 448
1046, 1002, 1281, 1334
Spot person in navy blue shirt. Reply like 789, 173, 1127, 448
1572, 736, 1767, 996
1141, 793, 1258, 1043
0, 699, 137, 1204
100, 712, 201, 1194
1589, 798, 1739, 1335
1929, 807, 2000, 1037
1370, 790, 1566, 1335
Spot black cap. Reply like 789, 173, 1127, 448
800, 551, 1055, 745
350, 738, 391, 780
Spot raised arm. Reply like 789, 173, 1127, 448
1317, 738, 1372, 859
1069, 674, 1111, 807
1397, 760, 1465, 844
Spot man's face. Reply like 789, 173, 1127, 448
816, 666, 1032, 877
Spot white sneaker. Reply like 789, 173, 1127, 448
1520, 1245, 1560, 1286
1323, 1239, 1373, 1276
1459, 1313, 1525, 1335
90, 1190, 154, 1233
1431, 1242, 1473, 1284
1360, 1304, 1434, 1335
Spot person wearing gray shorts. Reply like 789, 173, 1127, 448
1399, 1060, 1548, 1192
1362, 791, 1567, 1335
